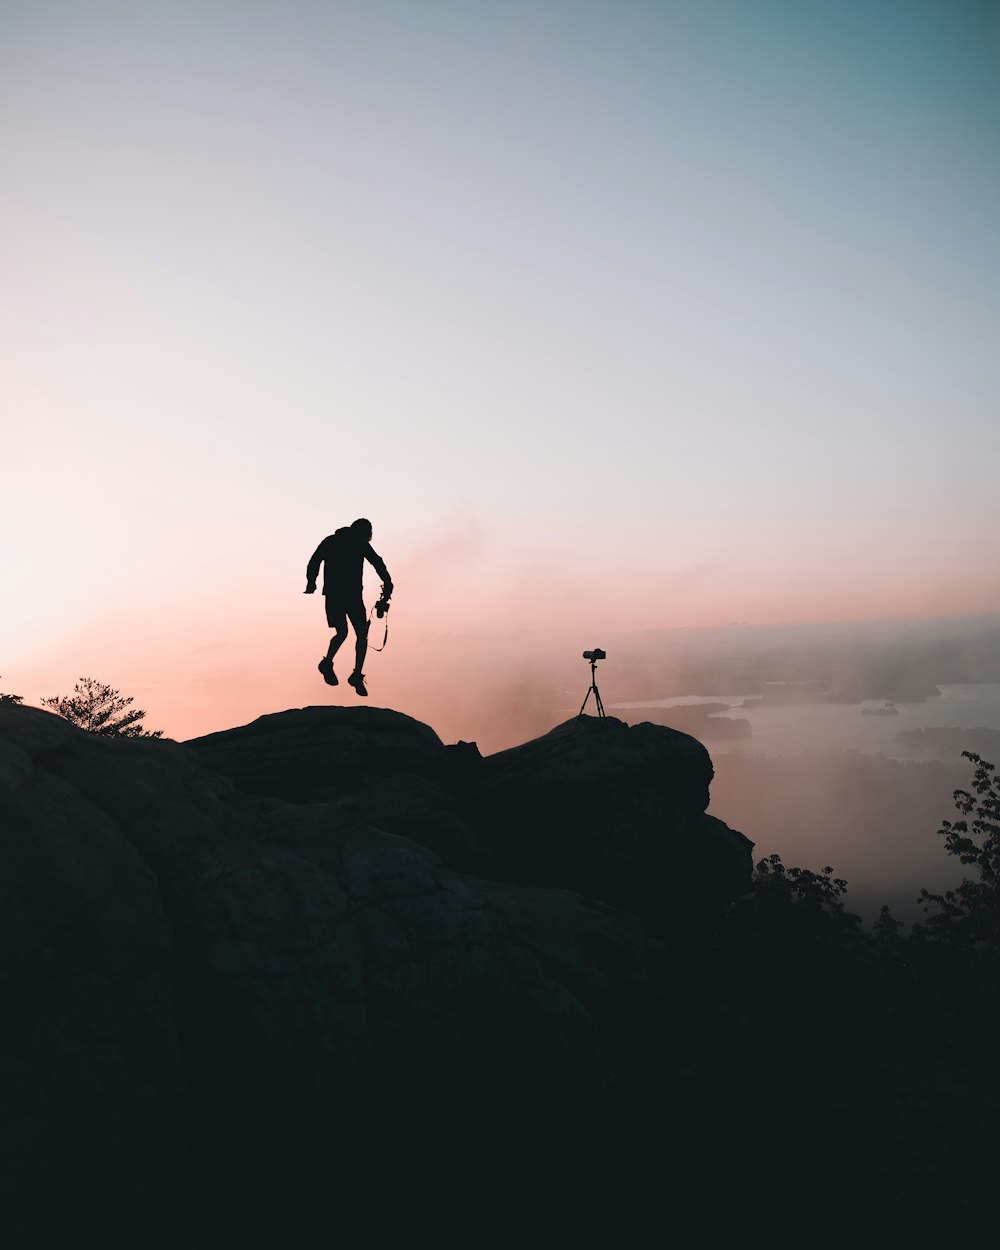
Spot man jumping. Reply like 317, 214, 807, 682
305, 518, 393, 697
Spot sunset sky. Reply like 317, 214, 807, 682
3, 0, 999, 743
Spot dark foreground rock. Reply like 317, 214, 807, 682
7, 703, 996, 1249
1, 705, 666, 1247
0, 710, 190, 1249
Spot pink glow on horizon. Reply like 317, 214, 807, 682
6, 531, 999, 752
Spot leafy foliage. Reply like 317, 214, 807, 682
753, 854, 850, 908
41, 676, 162, 739
717, 754, 1000, 1061
914, 752, 1000, 950
0, 676, 23, 706
731, 853, 867, 954
870, 903, 906, 958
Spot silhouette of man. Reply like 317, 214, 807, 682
305, 518, 393, 697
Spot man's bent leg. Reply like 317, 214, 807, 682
344, 601, 370, 696
320, 600, 349, 684
347, 602, 369, 675
326, 630, 349, 662
325, 599, 349, 661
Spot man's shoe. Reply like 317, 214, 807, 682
318, 658, 338, 686
347, 671, 368, 697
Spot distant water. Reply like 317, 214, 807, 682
610, 683, 1000, 759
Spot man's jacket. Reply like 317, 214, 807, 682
307, 529, 391, 599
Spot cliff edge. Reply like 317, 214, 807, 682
1, 703, 751, 1247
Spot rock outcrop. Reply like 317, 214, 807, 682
188, 704, 448, 799
1, 703, 751, 1247
186, 707, 754, 934
461, 715, 753, 932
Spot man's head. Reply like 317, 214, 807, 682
350, 517, 373, 542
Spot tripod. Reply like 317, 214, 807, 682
575, 655, 607, 726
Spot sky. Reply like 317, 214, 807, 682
3, 0, 999, 744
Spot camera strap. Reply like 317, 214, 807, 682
368, 602, 390, 652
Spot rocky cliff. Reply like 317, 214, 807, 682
1, 703, 751, 1247
186, 707, 753, 930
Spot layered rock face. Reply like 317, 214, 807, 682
0, 709, 191, 1248
189, 707, 753, 932
2, 704, 751, 1247
461, 715, 752, 932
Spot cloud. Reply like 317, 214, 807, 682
394, 512, 492, 587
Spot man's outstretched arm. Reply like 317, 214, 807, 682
305, 539, 327, 593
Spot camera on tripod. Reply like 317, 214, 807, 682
575, 647, 608, 728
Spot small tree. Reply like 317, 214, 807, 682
901, 753, 1000, 1054
41, 676, 162, 738
0, 677, 23, 706
743, 853, 863, 948
915, 752, 1000, 951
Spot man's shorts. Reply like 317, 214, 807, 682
325, 594, 365, 629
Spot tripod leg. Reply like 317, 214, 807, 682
594, 686, 606, 718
